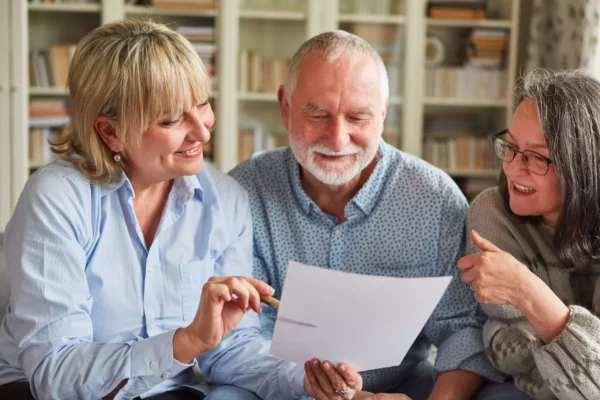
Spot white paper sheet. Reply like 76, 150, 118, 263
269, 261, 452, 372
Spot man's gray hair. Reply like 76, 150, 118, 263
283, 30, 389, 104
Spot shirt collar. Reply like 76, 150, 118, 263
287, 139, 393, 217
99, 172, 204, 204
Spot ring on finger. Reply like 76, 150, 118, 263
335, 387, 349, 397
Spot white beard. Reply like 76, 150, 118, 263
289, 136, 379, 186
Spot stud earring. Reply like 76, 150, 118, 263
114, 153, 122, 162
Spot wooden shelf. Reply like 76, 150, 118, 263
237, 92, 278, 102
339, 14, 405, 24
29, 87, 69, 96
426, 18, 512, 29
28, 3, 101, 13
424, 97, 508, 108
239, 9, 305, 21
124, 5, 217, 17
444, 169, 499, 178
29, 116, 70, 128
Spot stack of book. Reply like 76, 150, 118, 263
151, 0, 218, 9
422, 113, 500, 172
423, 135, 495, 171
29, 45, 76, 88
465, 29, 508, 68
176, 26, 217, 76
29, 99, 70, 166
427, 1, 487, 20
238, 50, 289, 93
423, 66, 506, 99
238, 127, 288, 163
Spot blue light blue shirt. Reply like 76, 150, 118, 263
0, 160, 306, 400
229, 141, 505, 393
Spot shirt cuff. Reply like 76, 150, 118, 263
131, 330, 195, 379
434, 327, 504, 382
277, 361, 308, 399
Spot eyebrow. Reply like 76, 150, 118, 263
301, 103, 374, 116
507, 130, 548, 150
301, 103, 327, 112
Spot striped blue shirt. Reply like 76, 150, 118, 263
0, 160, 305, 400
230, 141, 504, 393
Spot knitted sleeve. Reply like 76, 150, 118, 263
467, 188, 600, 400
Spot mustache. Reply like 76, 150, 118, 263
308, 143, 363, 156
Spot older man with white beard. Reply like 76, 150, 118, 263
229, 31, 526, 400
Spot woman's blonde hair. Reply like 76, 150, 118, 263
53, 19, 212, 183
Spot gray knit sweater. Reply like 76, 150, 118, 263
466, 188, 600, 400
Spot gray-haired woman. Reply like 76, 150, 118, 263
458, 69, 600, 400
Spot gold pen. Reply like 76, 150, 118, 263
260, 296, 280, 309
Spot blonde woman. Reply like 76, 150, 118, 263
0, 21, 306, 400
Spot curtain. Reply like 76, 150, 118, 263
526, 0, 600, 75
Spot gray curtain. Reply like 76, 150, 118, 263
526, 0, 600, 73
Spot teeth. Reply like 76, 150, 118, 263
515, 183, 536, 194
180, 145, 200, 154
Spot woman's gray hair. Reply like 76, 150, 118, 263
283, 30, 389, 104
501, 68, 600, 269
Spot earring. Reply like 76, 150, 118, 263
114, 153, 122, 162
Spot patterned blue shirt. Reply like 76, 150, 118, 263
229, 141, 505, 393
0, 160, 305, 400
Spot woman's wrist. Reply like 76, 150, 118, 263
511, 272, 570, 343
509, 263, 538, 309
172, 327, 210, 364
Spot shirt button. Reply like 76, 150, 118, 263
335, 229, 341, 236
150, 360, 159, 370
147, 266, 154, 274
149, 317, 156, 325
161, 371, 172, 379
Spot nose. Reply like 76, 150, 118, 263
187, 104, 214, 143
326, 117, 351, 152
504, 150, 529, 176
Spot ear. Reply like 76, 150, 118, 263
277, 84, 290, 132
381, 99, 389, 121
94, 116, 122, 153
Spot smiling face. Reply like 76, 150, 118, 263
121, 100, 214, 186
279, 51, 387, 187
504, 98, 562, 226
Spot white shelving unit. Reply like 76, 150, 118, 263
421, 0, 519, 196
1, 0, 522, 229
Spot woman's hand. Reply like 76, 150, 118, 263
303, 358, 363, 400
457, 230, 532, 305
173, 276, 274, 363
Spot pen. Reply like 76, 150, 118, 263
260, 296, 280, 309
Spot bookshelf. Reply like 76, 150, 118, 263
1, 0, 522, 230
421, 0, 520, 200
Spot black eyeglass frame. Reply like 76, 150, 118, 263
492, 129, 554, 176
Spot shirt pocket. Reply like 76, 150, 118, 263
180, 259, 215, 322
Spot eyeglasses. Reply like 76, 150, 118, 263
492, 129, 553, 176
